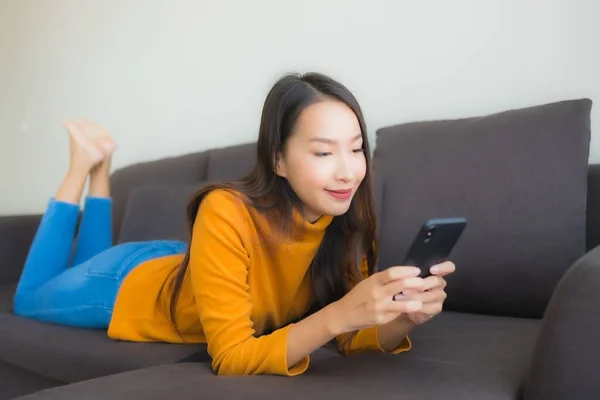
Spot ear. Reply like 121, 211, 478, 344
274, 152, 287, 178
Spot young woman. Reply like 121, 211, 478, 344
13, 72, 455, 376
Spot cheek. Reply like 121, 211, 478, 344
354, 157, 367, 183
285, 157, 327, 190
297, 159, 331, 187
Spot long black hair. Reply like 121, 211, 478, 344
162, 72, 378, 335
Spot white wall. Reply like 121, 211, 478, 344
1, 0, 598, 215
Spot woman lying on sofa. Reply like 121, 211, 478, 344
13, 72, 455, 376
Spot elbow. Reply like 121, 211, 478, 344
208, 338, 288, 376
209, 343, 253, 376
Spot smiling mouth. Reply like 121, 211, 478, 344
325, 189, 353, 200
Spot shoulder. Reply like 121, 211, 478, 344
194, 187, 272, 245
197, 188, 251, 221
201, 188, 245, 209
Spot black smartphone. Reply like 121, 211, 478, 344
402, 217, 467, 278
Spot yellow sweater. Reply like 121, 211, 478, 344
108, 189, 411, 376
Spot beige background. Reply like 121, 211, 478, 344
1, 0, 598, 215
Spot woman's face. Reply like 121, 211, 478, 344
276, 99, 367, 222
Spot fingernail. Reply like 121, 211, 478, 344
430, 266, 439, 274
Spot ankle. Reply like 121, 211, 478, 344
68, 158, 95, 177
66, 166, 90, 182
89, 162, 111, 198
55, 169, 89, 204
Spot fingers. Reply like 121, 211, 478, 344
417, 301, 444, 316
376, 266, 421, 285
422, 275, 447, 291
383, 298, 423, 315
382, 276, 425, 298
62, 119, 87, 144
410, 289, 447, 304
430, 261, 455, 276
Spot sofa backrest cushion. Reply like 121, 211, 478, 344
373, 99, 592, 318
206, 142, 257, 181
110, 142, 257, 241
117, 184, 200, 243
110, 151, 210, 239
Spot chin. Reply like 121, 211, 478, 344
322, 203, 352, 217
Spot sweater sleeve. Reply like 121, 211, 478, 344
335, 256, 412, 355
189, 190, 308, 376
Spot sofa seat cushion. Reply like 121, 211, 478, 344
0, 304, 209, 383
0, 282, 16, 313
0, 359, 63, 400
16, 312, 539, 400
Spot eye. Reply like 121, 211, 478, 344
315, 152, 331, 157
353, 148, 365, 154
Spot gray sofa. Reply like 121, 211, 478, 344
1, 99, 598, 399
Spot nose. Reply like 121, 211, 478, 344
334, 155, 355, 183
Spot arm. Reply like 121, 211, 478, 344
524, 245, 600, 400
189, 191, 338, 376
0, 214, 41, 284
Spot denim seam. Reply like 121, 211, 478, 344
19, 304, 114, 317
85, 244, 159, 280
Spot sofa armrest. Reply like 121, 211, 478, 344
0, 214, 40, 284
524, 246, 600, 400
586, 164, 600, 251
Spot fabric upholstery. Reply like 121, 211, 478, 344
15, 312, 539, 400
0, 359, 63, 400
0, 309, 208, 383
524, 245, 600, 400
110, 151, 210, 240
0, 215, 41, 284
206, 142, 257, 181
373, 99, 592, 318
117, 184, 202, 244
586, 164, 600, 251
0, 282, 16, 313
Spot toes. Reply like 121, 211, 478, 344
98, 138, 117, 156
88, 143, 105, 163
63, 120, 87, 144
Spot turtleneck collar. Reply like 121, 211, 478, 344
291, 207, 334, 240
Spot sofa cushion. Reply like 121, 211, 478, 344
0, 307, 209, 383
373, 99, 592, 318
0, 282, 16, 313
110, 151, 210, 240
206, 142, 256, 181
117, 184, 201, 243
0, 359, 63, 400
15, 312, 539, 400
0, 215, 41, 284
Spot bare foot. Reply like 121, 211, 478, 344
61, 119, 106, 173
71, 119, 117, 198
72, 119, 117, 161
54, 120, 102, 204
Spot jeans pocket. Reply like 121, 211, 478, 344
85, 243, 160, 281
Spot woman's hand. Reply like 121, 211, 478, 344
397, 261, 455, 325
331, 266, 426, 334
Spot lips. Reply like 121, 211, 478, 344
325, 189, 353, 200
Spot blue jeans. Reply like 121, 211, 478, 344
13, 197, 186, 328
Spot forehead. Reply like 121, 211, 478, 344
292, 99, 362, 142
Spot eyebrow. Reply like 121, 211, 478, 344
309, 133, 362, 144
